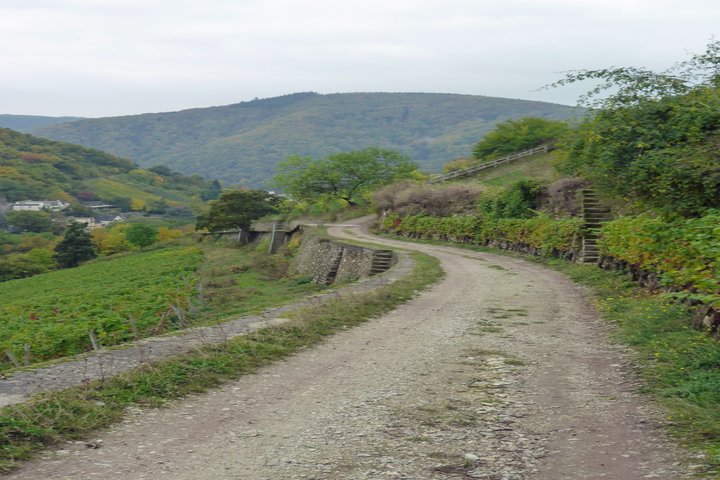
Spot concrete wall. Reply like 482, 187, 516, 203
292, 235, 391, 284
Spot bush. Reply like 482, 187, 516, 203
381, 213, 582, 257
372, 182, 482, 216
598, 211, 720, 307
478, 179, 546, 219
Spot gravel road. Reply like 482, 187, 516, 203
6, 219, 694, 479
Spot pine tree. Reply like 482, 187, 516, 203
53, 222, 97, 268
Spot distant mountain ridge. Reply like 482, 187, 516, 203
30, 92, 582, 187
0, 114, 85, 133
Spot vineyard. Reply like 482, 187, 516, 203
0, 246, 204, 370
381, 213, 583, 257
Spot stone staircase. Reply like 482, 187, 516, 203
578, 189, 611, 263
370, 250, 394, 275
323, 249, 344, 285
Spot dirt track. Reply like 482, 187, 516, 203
6, 219, 692, 479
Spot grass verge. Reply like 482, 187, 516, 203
377, 232, 720, 477
0, 252, 442, 472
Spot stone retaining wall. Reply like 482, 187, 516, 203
292, 235, 390, 284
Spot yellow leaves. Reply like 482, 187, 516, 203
157, 227, 183, 242
130, 198, 146, 211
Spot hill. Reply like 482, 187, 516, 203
31, 92, 582, 188
0, 128, 217, 212
0, 114, 84, 133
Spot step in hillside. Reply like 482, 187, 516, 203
323, 250, 344, 285
578, 189, 611, 264
370, 250, 394, 275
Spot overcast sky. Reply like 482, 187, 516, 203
1, 0, 718, 117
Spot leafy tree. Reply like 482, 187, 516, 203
273, 147, 417, 206
125, 223, 158, 248
53, 222, 97, 268
6, 210, 53, 233
201, 180, 222, 201
472, 117, 569, 160
196, 190, 279, 231
551, 40, 720, 215
92, 223, 133, 255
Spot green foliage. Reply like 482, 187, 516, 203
598, 211, 720, 307
0, 247, 203, 369
0, 248, 56, 282
32, 93, 579, 187
472, 117, 569, 160
381, 213, 582, 256
196, 190, 279, 231
478, 179, 546, 219
274, 147, 417, 206
5, 211, 52, 233
553, 41, 720, 215
53, 222, 96, 268
125, 223, 158, 248
200, 180, 222, 201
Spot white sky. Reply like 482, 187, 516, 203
1, 0, 718, 117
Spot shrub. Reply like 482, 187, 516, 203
372, 182, 482, 216
598, 211, 720, 307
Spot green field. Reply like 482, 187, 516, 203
0, 242, 325, 371
0, 247, 204, 369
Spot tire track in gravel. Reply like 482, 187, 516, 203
5, 218, 693, 479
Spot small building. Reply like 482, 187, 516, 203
94, 214, 125, 228
12, 200, 70, 212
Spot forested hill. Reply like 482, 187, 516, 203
0, 114, 84, 132
0, 128, 216, 212
31, 92, 581, 187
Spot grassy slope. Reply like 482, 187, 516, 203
33, 92, 581, 187
444, 150, 559, 191
0, 128, 210, 210
0, 242, 323, 371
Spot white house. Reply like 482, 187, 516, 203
94, 214, 125, 227
11, 200, 70, 212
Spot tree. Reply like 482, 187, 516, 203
196, 190, 279, 231
125, 223, 158, 248
201, 180, 222, 201
550, 40, 720, 215
5, 210, 53, 233
53, 222, 97, 268
273, 147, 417, 206
472, 117, 569, 160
